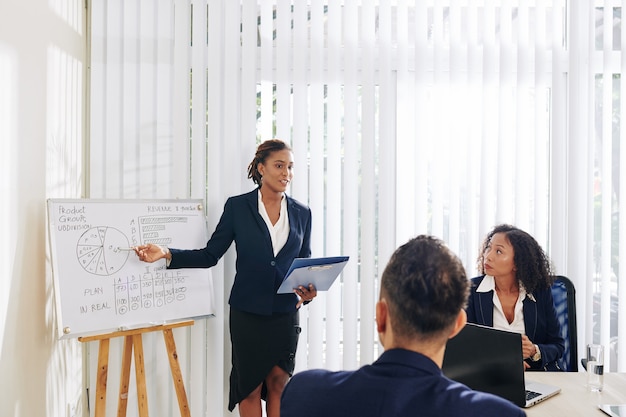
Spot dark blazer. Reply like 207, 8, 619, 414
281, 349, 526, 417
466, 275, 565, 371
168, 189, 312, 315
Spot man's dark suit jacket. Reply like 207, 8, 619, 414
466, 275, 565, 371
168, 189, 312, 315
281, 349, 526, 417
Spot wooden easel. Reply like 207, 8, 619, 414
79, 320, 194, 417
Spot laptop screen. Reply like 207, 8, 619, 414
442, 323, 527, 407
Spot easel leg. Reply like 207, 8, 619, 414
95, 339, 110, 417
133, 334, 149, 417
80, 321, 194, 417
117, 335, 134, 417
163, 329, 191, 417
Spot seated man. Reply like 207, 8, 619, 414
281, 235, 526, 417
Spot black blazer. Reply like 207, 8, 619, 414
281, 349, 526, 417
168, 189, 312, 315
466, 275, 565, 371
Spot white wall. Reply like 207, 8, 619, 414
0, 1, 86, 417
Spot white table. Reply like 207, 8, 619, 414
525, 372, 626, 416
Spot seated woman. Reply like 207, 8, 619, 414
466, 224, 565, 371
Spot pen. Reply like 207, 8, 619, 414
117, 247, 136, 251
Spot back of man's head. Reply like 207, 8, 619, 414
380, 235, 469, 342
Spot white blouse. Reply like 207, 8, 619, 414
476, 274, 536, 336
258, 190, 289, 256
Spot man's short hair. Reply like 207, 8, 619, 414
380, 235, 469, 340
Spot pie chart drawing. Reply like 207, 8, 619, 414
76, 227, 130, 276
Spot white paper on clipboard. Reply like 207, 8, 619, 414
277, 256, 349, 293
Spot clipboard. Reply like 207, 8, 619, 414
277, 256, 349, 294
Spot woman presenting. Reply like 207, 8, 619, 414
134, 139, 316, 417
466, 224, 564, 371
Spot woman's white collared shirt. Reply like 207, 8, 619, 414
476, 275, 536, 335
258, 190, 289, 257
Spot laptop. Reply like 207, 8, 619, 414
599, 405, 626, 417
442, 323, 561, 408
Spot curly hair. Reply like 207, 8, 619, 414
246, 139, 292, 186
476, 224, 554, 293
380, 235, 469, 341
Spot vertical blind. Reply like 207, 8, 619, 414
45, 3, 87, 414
591, 2, 626, 373
88, 1, 624, 416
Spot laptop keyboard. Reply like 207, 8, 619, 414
525, 390, 541, 401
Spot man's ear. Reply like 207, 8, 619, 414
448, 309, 467, 339
376, 299, 388, 334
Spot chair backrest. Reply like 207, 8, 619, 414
551, 275, 578, 371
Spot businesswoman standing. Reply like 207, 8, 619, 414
466, 224, 564, 371
134, 139, 316, 417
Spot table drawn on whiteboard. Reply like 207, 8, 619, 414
112, 268, 190, 315
76, 226, 131, 275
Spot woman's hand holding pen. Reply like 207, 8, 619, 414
134, 243, 171, 263
295, 283, 317, 308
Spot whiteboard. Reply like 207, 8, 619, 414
47, 199, 215, 339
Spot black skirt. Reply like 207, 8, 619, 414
228, 308, 301, 411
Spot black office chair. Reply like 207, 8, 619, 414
551, 275, 578, 371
